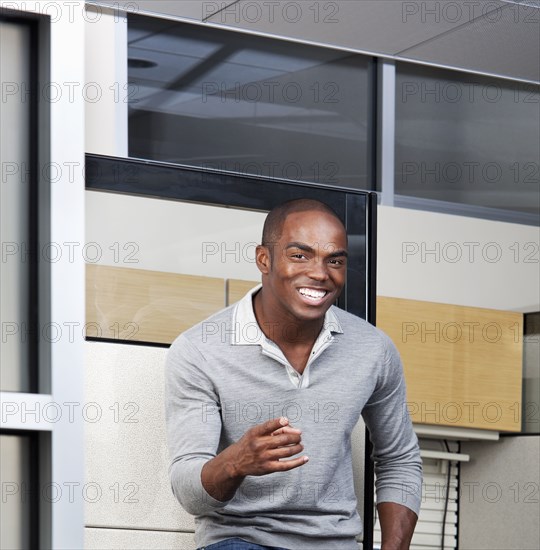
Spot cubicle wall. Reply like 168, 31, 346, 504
84, 155, 377, 549
85, 195, 266, 547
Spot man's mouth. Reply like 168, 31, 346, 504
297, 287, 329, 304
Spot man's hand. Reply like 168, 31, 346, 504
230, 416, 309, 477
201, 417, 308, 502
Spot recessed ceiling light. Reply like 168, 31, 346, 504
128, 58, 157, 69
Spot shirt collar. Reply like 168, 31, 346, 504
231, 283, 344, 346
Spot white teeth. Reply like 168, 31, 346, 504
299, 288, 326, 299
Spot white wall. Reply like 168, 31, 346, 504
85, 8, 128, 157
84, 192, 540, 312
85, 191, 265, 281
377, 205, 540, 312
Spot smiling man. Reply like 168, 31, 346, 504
166, 199, 422, 550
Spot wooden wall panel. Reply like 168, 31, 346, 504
86, 265, 523, 431
377, 296, 523, 432
86, 265, 225, 344
227, 279, 259, 306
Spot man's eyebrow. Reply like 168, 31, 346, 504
285, 242, 315, 253
328, 249, 349, 258
285, 242, 349, 258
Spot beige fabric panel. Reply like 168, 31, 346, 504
377, 296, 523, 432
85, 527, 196, 550
86, 264, 225, 344
85, 342, 195, 532
459, 437, 540, 549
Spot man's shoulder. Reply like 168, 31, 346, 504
331, 306, 394, 348
331, 305, 375, 333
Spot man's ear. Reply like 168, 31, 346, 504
255, 244, 271, 274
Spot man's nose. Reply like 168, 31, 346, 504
307, 260, 329, 281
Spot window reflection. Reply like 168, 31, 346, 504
127, 14, 373, 189
395, 63, 540, 217
0, 21, 32, 392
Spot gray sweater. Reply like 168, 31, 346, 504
165, 288, 422, 549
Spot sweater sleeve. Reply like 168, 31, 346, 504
165, 334, 231, 515
361, 332, 423, 516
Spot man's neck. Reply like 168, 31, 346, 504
252, 289, 324, 350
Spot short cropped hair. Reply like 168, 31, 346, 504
261, 199, 345, 249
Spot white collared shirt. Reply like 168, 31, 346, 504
231, 284, 343, 388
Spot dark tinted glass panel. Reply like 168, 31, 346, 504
395, 63, 540, 218
127, 15, 373, 189
0, 21, 33, 392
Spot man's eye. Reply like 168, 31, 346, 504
329, 258, 345, 266
291, 253, 306, 259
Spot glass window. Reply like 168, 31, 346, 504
0, 20, 33, 392
395, 63, 540, 219
85, 193, 267, 344
127, 14, 374, 189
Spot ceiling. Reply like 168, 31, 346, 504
99, 0, 540, 83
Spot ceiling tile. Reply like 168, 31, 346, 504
399, 3, 540, 81
97, 0, 232, 21
205, 1, 508, 55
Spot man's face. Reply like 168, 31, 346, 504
257, 209, 348, 324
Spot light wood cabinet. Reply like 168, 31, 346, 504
86, 264, 225, 345
86, 266, 523, 431
377, 297, 523, 432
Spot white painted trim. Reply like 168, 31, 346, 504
414, 423, 500, 441
49, 5, 86, 549
0, 2, 87, 548
0, 393, 54, 431
377, 60, 395, 207
114, 12, 128, 156
84, 5, 128, 156
420, 449, 470, 462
